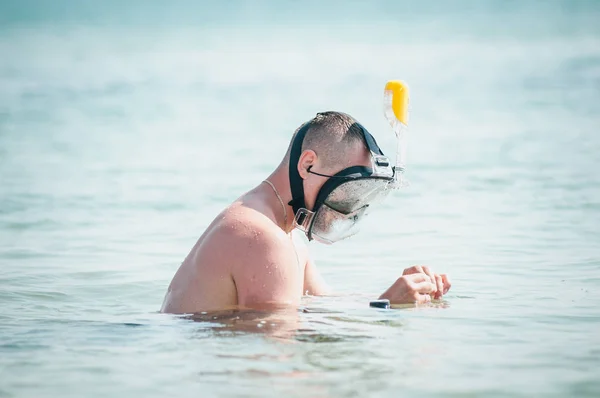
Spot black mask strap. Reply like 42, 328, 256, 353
287, 121, 384, 216
362, 127, 384, 156
288, 123, 311, 215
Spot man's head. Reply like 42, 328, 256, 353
289, 111, 372, 211
284, 111, 397, 244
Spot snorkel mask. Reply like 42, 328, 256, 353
289, 81, 410, 244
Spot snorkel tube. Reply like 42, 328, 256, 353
370, 80, 411, 310
383, 80, 410, 187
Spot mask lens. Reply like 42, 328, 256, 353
308, 178, 392, 244
324, 179, 392, 213
310, 204, 368, 244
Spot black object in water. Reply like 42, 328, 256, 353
369, 299, 390, 309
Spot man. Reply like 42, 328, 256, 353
161, 112, 450, 314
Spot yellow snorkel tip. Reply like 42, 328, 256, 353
383, 80, 410, 179
384, 80, 410, 126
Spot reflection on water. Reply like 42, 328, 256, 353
186, 307, 302, 341
184, 300, 405, 342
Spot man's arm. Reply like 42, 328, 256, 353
303, 257, 332, 296
291, 235, 331, 296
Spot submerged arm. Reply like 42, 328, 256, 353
303, 257, 332, 296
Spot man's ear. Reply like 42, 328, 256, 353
297, 149, 317, 179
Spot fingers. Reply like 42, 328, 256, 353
433, 273, 444, 299
421, 266, 440, 296
402, 265, 424, 276
405, 272, 431, 284
383, 269, 450, 305
415, 293, 432, 304
411, 280, 436, 294
403, 265, 448, 299
404, 273, 436, 295
441, 274, 452, 294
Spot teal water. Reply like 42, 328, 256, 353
1, 1, 600, 397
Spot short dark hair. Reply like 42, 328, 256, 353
299, 111, 366, 167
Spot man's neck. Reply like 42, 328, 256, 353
265, 165, 295, 233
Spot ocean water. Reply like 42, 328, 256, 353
1, 1, 600, 397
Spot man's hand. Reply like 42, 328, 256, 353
379, 265, 451, 304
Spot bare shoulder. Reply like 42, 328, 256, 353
212, 203, 303, 307
160, 200, 301, 314
210, 203, 295, 269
